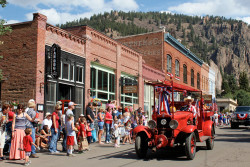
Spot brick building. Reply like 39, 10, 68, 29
0, 13, 143, 117
116, 31, 204, 91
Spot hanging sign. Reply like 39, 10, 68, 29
51, 44, 61, 78
123, 85, 138, 94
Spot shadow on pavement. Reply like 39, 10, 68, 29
88, 146, 207, 161
5, 161, 24, 166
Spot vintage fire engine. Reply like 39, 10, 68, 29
133, 80, 215, 160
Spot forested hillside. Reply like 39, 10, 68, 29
58, 11, 250, 102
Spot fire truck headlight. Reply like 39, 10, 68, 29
169, 120, 178, 129
148, 120, 157, 129
161, 119, 167, 125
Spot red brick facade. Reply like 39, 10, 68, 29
0, 13, 143, 109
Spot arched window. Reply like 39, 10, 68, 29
191, 69, 194, 87
183, 64, 187, 84
197, 73, 200, 89
167, 55, 172, 73
175, 60, 180, 77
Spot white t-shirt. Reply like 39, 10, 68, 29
42, 118, 52, 129
214, 113, 218, 120
66, 109, 74, 122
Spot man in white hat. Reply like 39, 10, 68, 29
42, 112, 52, 129
184, 96, 197, 124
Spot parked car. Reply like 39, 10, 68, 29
231, 106, 250, 128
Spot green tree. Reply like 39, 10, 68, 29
227, 74, 238, 93
239, 71, 249, 91
0, 0, 12, 80
234, 90, 250, 106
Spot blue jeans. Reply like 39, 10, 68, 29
105, 123, 111, 142
90, 123, 94, 143
49, 128, 58, 153
31, 128, 36, 155
62, 128, 67, 151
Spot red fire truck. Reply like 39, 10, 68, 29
133, 80, 215, 160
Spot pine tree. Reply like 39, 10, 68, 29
239, 71, 249, 91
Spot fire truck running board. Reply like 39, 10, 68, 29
200, 136, 210, 142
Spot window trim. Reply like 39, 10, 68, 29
167, 54, 172, 74
183, 64, 187, 84
175, 59, 180, 77
76, 65, 84, 83
197, 72, 200, 89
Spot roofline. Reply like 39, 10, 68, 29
4, 21, 33, 27
164, 33, 204, 66
115, 30, 164, 39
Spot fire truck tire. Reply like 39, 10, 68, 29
206, 128, 214, 150
231, 122, 239, 129
135, 135, 148, 159
185, 132, 196, 160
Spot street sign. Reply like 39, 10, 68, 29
123, 85, 138, 93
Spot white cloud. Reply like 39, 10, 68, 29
168, 0, 250, 18
5, 20, 20, 24
236, 17, 250, 24
10, 0, 139, 25
26, 8, 94, 25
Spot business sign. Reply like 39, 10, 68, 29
51, 44, 61, 78
123, 85, 138, 94
202, 95, 212, 102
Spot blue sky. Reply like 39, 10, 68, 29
1, 0, 250, 25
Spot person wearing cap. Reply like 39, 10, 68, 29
66, 102, 78, 147
184, 96, 197, 124
42, 112, 52, 129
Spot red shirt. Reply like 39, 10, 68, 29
79, 123, 86, 137
105, 112, 112, 124
51, 111, 59, 129
8, 111, 14, 122
86, 125, 92, 137
23, 135, 33, 152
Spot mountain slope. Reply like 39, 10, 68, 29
58, 11, 250, 83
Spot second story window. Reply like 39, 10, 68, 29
183, 64, 187, 84
191, 69, 194, 87
175, 59, 180, 77
167, 55, 172, 73
197, 73, 200, 89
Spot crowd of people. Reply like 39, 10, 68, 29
213, 111, 231, 127
0, 99, 148, 165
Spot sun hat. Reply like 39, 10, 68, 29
80, 114, 84, 117
184, 96, 194, 102
45, 112, 52, 117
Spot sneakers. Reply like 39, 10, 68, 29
50, 151, 60, 154
105, 141, 109, 144
24, 162, 29, 166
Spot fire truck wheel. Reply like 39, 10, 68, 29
206, 128, 214, 150
185, 132, 196, 160
231, 122, 239, 129
135, 134, 148, 159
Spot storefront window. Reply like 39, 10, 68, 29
70, 65, 74, 81
90, 66, 115, 102
121, 75, 138, 107
47, 82, 56, 102
62, 63, 69, 79
76, 66, 83, 83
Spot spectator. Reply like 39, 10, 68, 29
6, 104, 14, 153
36, 125, 51, 149
78, 117, 87, 153
86, 102, 95, 142
25, 99, 39, 158
42, 113, 52, 129
9, 104, 36, 160
97, 108, 105, 144
86, 123, 92, 145
49, 105, 60, 154
105, 107, 113, 144
0, 104, 9, 161
66, 115, 76, 157
66, 102, 77, 146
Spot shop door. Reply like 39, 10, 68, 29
59, 84, 73, 101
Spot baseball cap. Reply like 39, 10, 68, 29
68, 102, 77, 106
80, 114, 84, 117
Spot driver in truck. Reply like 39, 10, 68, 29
184, 96, 197, 125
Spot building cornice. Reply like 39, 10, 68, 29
164, 33, 203, 66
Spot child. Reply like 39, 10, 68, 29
86, 123, 92, 145
122, 122, 132, 144
113, 124, 120, 148
23, 128, 39, 166
78, 117, 88, 153
65, 115, 76, 157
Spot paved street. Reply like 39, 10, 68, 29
1, 126, 250, 167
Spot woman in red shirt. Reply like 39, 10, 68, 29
105, 107, 113, 144
49, 105, 60, 154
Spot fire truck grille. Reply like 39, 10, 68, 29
157, 117, 171, 129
